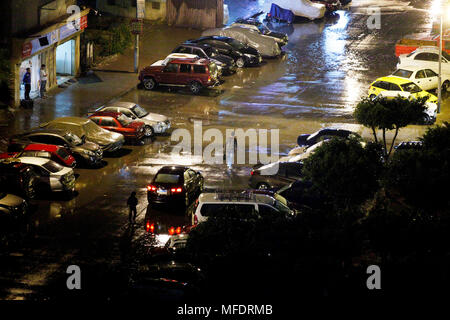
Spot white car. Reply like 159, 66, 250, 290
397, 46, 450, 90
16, 157, 76, 194
390, 67, 445, 91
229, 22, 288, 46
376, 91, 437, 124
192, 192, 293, 225
95, 101, 171, 136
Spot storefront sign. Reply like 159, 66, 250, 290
60, 15, 88, 42
130, 19, 143, 35
22, 29, 58, 59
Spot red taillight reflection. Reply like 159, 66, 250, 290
170, 187, 182, 193
250, 170, 254, 176
146, 221, 155, 233
175, 227, 182, 234
168, 227, 175, 235
194, 215, 198, 225
147, 185, 157, 192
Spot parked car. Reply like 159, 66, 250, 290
88, 112, 145, 143
147, 166, 204, 208
13, 157, 76, 196
139, 57, 220, 94
186, 36, 262, 68
368, 76, 438, 103
397, 46, 450, 90
0, 192, 28, 217
297, 127, 362, 147
39, 117, 125, 153
267, 0, 326, 21
8, 129, 103, 167
249, 161, 303, 190
92, 101, 171, 137
230, 20, 288, 46
0, 160, 39, 199
390, 66, 449, 92
202, 26, 282, 58
192, 192, 293, 225
173, 43, 237, 75
0, 143, 76, 168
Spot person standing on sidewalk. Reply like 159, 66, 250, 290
127, 191, 138, 224
22, 68, 31, 100
39, 64, 48, 99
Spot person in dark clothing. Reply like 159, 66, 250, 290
23, 68, 31, 100
127, 191, 138, 223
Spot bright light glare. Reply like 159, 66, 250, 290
430, 0, 442, 15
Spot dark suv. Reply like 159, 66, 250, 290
8, 129, 103, 167
172, 43, 237, 75
249, 161, 303, 190
139, 57, 220, 94
0, 160, 39, 199
186, 36, 262, 68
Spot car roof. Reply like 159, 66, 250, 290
169, 57, 210, 65
104, 101, 136, 109
179, 43, 211, 50
48, 117, 90, 125
157, 165, 189, 174
24, 144, 58, 152
375, 76, 413, 85
90, 111, 122, 118
195, 35, 232, 42
394, 65, 423, 72
198, 192, 276, 205
16, 156, 52, 166
20, 128, 69, 137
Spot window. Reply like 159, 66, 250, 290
56, 148, 70, 160
415, 70, 426, 79
179, 64, 191, 73
425, 69, 437, 77
100, 118, 117, 127
389, 83, 401, 91
401, 82, 421, 93
154, 174, 181, 184
90, 117, 101, 125
429, 53, 439, 62
164, 63, 179, 73
193, 49, 207, 58
30, 135, 65, 146
175, 46, 191, 54
152, 1, 160, 10
392, 69, 413, 78
258, 204, 279, 217
193, 65, 206, 73
184, 171, 192, 182
414, 53, 431, 61
372, 81, 388, 89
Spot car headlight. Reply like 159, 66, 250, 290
83, 150, 95, 156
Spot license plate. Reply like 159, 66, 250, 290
157, 189, 168, 195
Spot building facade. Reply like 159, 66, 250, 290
96, 0, 166, 21
0, 0, 90, 107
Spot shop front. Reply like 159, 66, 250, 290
10, 9, 89, 107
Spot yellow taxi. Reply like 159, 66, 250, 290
368, 76, 438, 103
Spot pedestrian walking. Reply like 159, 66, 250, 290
127, 191, 138, 223
39, 64, 48, 98
23, 68, 31, 100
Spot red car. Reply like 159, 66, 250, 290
139, 57, 220, 94
0, 143, 76, 167
88, 112, 145, 142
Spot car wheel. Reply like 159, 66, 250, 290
257, 182, 270, 190
143, 78, 156, 91
442, 81, 450, 92
369, 94, 377, 100
144, 125, 154, 137
236, 57, 245, 68
189, 81, 202, 94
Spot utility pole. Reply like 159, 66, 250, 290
438, 12, 443, 114
134, 0, 145, 73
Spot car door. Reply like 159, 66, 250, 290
389, 82, 403, 94
178, 63, 192, 84
425, 69, 439, 89
99, 117, 121, 134
285, 162, 303, 182
160, 63, 179, 84
414, 69, 429, 90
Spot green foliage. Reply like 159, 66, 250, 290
301, 138, 383, 209
354, 96, 427, 158
93, 23, 133, 57
0, 49, 12, 105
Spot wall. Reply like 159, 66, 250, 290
96, 0, 166, 20
166, 0, 223, 29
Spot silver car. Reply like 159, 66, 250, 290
93, 102, 171, 136
202, 26, 282, 58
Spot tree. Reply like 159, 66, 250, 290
0, 49, 12, 105
354, 96, 427, 158
301, 137, 383, 210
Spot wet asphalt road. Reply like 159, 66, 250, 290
1, 0, 450, 300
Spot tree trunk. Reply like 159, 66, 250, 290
371, 126, 378, 144
382, 128, 387, 159
388, 127, 399, 157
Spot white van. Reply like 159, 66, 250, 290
192, 192, 293, 225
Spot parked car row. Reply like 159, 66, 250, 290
139, 17, 288, 94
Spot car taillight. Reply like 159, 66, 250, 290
194, 215, 198, 225
147, 185, 157, 192
208, 76, 211, 82
175, 227, 182, 234
146, 221, 155, 233
250, 170, 254, 176
168, 226, 182, 235
168, 227, 175, 235
170, 187, 182, 193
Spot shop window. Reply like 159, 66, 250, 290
152, 1, 160, 10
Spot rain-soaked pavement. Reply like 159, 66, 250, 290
1, 0, 450, 300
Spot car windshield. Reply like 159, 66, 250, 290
258, 24, 271, 34
273, 199, 291, 215
117, 114, 132, 127
64, 133, 82, 146
229, 39, 246, 50
131, 104, 148, 118
443, 51, 450, 61
42, 161, 64, 173
83, 120, 104, 134
154, 173, 181, 184
401, 82, 422, 93
392, 69, 413, 78
204, 47, 213, 56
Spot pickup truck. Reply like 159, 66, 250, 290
395, 33, 450, 56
